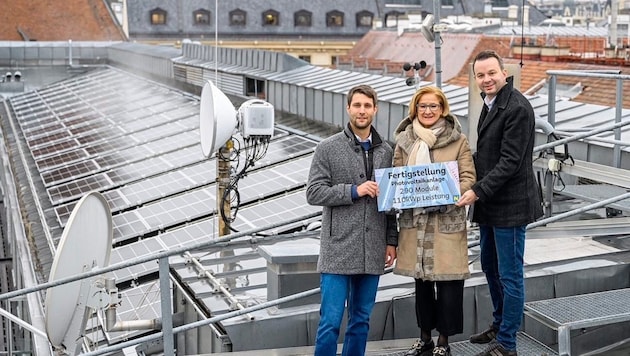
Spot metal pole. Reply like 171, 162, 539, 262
534, 120, 630, 153
547, 74, 557, 127
614, 78, 622, 167
159, 256, 175, 356
217, 141, 233, 237
0, 301, 47, 339
433, 0, 442, 88
214, 0, 218, 83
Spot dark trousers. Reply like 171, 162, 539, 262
414, 278, 465, 336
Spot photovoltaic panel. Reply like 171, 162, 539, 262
111, 188, 214, 244
84, 136, 139, 157
34, 148, 89, 171
110, 162, 214, 209
47, 173, 113, 204
46, 144, 202, 206
52, 133, 315, 226
9, 66, 329, 316
24, 121, 66, 139
110, 189, 318, 284
119, 106, 198, 133
53, 160, 215, 226
67, 120, 111, 136
42, 131, 197, 187
19, 115, 59, 131
41, 159, 101, 187
112, 211, 151, 244
107, 154, 312, 244
235, 191, 315, 232
26, 131, 72, 150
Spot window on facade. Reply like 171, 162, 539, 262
294, 10, 312, 27
298, 55, 311, 63
230, 9, 246, 26
356, 11, 373, 27
441, 0, 454, 6
384, 11, 402, 27
150, 8, 167, 25
193, 9, 211, 25
263, 10, 279, 26
246, 78, 266, 99
326, 11, 344, 27
492, 0, 509, 7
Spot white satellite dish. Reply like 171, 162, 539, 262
45, 191, 112, 355
200, 80, 237, 157
420, 14, 435, 43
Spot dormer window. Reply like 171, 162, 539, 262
193, 9, 211, 25
294, 10, 312, 27
150, 8, 166, 25
263, 10, 279, 26
356, 11, 373, 28
230, 9, 246, 26
326, 10, 344, 27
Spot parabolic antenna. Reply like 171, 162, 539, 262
420, 14, 435, 43
200, 80, 237, 157
45, 191, 112, 352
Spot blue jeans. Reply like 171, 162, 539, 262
314, 273, 380, 356
479, 225, 526, 351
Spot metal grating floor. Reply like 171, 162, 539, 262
525, 288, 630, 327
368, 332, 557, 356
213, 332, 557, 355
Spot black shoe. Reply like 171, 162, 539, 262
404, 338, 434, 356
474, 341, 517, 356
432, 345, 451, 356
469, 325, 498, 344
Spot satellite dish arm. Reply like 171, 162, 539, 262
103, 278, 162, 332
105, 314, 162, 332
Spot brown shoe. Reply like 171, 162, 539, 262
469, 325, 498, 344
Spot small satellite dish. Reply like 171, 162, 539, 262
45, 191, 112, 354
200, 80, 237, 157
420, 14, 435, 43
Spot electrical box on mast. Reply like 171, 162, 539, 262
239, 99, 275, 139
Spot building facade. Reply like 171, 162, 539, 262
122, 0, 547, 66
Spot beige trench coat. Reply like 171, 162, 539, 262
392, 114, 476, 281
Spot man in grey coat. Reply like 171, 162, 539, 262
307, 84, 398, 356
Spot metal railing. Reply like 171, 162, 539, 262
534, 70, 630, 218
545, 70, 630, 168
0, 212, 321, 356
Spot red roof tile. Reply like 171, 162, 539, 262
351, 30, 630, 108
0, 0, 125, 41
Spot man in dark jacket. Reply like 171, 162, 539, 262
458, 50, 543, 356
306, 84, 398, 356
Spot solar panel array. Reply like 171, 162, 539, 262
7, 66, 325, 327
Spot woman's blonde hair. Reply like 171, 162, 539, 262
408, 86, 450, 120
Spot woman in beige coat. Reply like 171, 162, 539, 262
393, 86, 476, 356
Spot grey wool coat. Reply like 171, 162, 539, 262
307, 123, 398, 275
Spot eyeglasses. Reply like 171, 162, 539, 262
417, 103, 441, 112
